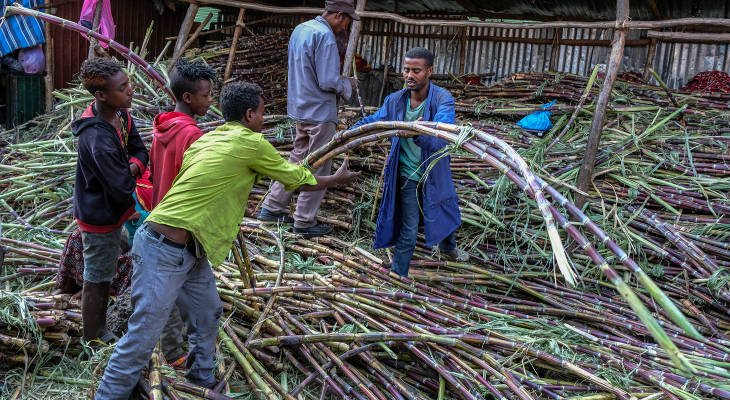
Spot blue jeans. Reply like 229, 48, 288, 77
391, 177, 455, 277
95, 224, 223, 400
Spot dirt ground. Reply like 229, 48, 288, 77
106, 287, 133, 338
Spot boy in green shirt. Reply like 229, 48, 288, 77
95, 82, 359, 400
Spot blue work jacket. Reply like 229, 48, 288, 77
352, 83, 461, 248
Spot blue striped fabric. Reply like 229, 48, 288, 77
0, 0, 46, 56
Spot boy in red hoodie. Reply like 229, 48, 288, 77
150, 58, 215, 208
149, 58, 216, 367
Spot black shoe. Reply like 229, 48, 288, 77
294, 223, 333, 238
257, 208, 294, 223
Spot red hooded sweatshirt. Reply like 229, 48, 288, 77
150, 111, 205, 208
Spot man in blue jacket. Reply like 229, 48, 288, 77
352, 47, 468, 277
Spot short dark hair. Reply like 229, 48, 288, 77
80, 58, 124, 95
405, 47, 434, 67
220, 82, 263, 122
169, 58, 217, 101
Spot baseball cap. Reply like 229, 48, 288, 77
325, 0, 360, 21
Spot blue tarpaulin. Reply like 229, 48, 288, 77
1, 0, 45, 56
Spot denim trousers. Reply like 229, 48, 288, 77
95, 224, 223, 400
391, 177, 455, 277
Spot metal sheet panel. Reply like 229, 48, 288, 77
246, 9, 729, 90
49, 0, 187, 89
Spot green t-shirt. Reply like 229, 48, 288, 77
399, 97, 426, 180
147, 121, 317, 266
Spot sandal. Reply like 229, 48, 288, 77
97, 330, 119, 345
170, 354, 188, 370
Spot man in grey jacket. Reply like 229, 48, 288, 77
259, 0, 358, 237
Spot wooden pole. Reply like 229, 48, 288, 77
173, 3, 199, 62
574, 0, 629, 209
182, 12, 213, 53
178, 0, 730, 30
86, 0, 103, 59
642, 38, 657, 81
43, 6, 55, 112
224, 8, 246, 83
171, 12, 214, 66
549, 27, 561, 71
343, 0, 366, 77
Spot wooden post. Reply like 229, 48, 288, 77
86, 0, 103, 59
458, 26, 468, 75
173, 3, 199, 62
43, 5, 55, 112
171, 12, 214, 66
343, 0, 366, 77
224, 8, 246, 83
642, 37, 657, 81
549, 27, 561, 71
574, 0, 630, 209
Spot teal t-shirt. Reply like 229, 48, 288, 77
399, 97, 426, 180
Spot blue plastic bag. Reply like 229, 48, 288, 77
516, 100, 556, 133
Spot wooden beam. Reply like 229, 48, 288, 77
86, 0, 103, 59
178, 0, 730, 30
574, 0, 630, 209
343, 0, 366, 77
647, 30, 730, 43
224, 8, 247, 82
549, 27, 561, 71
642, 37, 657, 81
264, 23, 649, 46
173, 3, 199, 62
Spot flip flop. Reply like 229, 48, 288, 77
98, 330, 119, 345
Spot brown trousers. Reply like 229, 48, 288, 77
262, 121, 336, 228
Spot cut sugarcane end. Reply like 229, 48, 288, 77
548, 228, 577, 287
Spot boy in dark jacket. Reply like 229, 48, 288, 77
72, 58, 149, 341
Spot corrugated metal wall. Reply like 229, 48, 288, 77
247, 12, 730, 89
48, 1, 187, 89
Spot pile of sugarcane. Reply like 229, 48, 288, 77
2, 5, 730, 396
187, 30, 291, 113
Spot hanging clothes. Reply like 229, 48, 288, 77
79, 0, 115, 48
